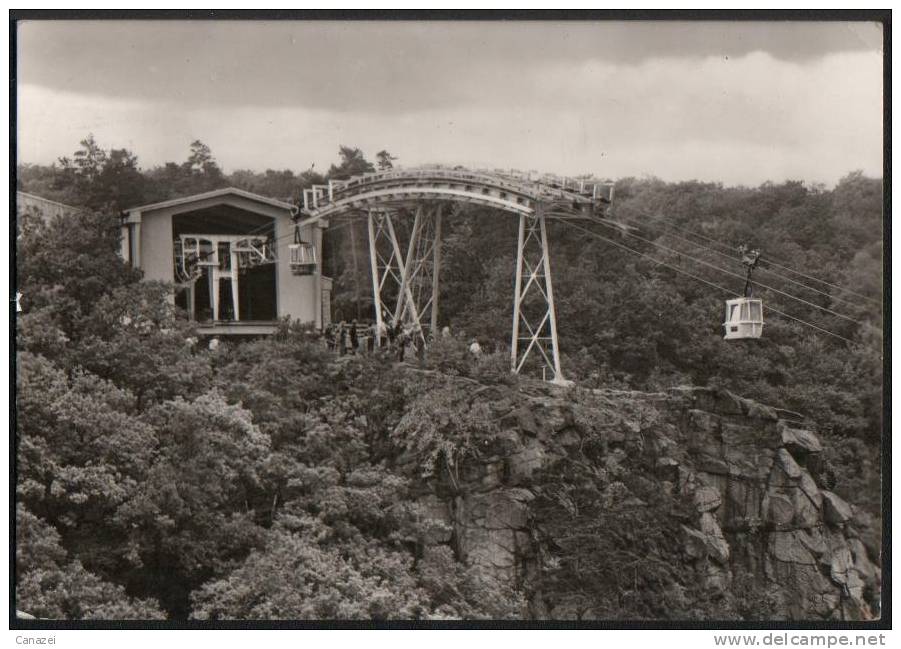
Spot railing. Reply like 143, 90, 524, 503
300, 165, 615, 216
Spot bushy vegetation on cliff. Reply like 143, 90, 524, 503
15, 140, 883, 619
16, 205, 527, 619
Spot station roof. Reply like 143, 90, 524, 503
124, 187, 296, 216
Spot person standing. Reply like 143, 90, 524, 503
349, 320, 359, 354
368, 321, 378, 353
397, 326, 408, 363
386, 321, 396, 350
338, 321, 347, 356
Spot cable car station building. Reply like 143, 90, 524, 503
122, 188, 331, 336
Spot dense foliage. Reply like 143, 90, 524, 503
15, 138, 883, 619
15, 199, 526, 619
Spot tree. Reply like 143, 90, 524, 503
71, 281, 212, 410
55, 135, 150, 210
186, 140, 214, 174
16, 505, 166, 620
17, 163, 82, 206
327, 146, 375, 180
15, 132, 885, 619
16, 206, 141, 341
376, 150, 397, 171
182, 140, 227, 192
15, 352, 160, 586
121, 391, 271, 616
228, 168, 305, 204
92, 148, 148, 211
190, 525, 430, 620
61, 134, 107, 185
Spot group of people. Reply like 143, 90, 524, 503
323, 319, 429, 362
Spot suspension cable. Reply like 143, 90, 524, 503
577, 214, 878, 329
559, 220, 867, 347
613, 202, 882, 305
609, 209, 877, 310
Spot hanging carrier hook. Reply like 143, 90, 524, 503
738, 244, 761, 298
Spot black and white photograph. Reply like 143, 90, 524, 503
10, 11, 888, 631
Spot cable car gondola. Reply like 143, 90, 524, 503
724, 246, 764, 340
289, 225, 318, 275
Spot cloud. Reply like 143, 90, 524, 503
16, 48, 882, 187
17, 20, 883, 113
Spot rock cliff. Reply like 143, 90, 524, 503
396, 375, 881, 621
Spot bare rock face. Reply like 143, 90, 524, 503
665, 386, 879, 621
822, 491, 854, 526
406, 378, 880, 621
693, 486, 723, 513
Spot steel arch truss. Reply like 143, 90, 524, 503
367, 205, 443, 344
511, 207, 566, 384
306, 166, 615, 382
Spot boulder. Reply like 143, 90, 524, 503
699, 512, 731, 564
848, 538, 878, 583
827, 541, 855, 589
688, 409, 722, 435
532, 398, 571, 433
461, 458, 504, 489
555, 428, 581, 448
682, 525, 709, 560
723, 444, 776, 480
776, 448, 803, 480
655, 456, 680, 482
822, 491, 853, 526
693, 486, 723, 512
797, 528, 828, 559
723, 478, 767, 529
764, 493, 795, 527
697, 456, 731, 475
741, 398, 780, 422
487, 429, 521, 455
799, 472, 823, 507
515, 406, 540, 436
769, 531, 817, 565
781, 426, 823, 456
791, 486, 824, 529
693, 387, 745, 416
508, 437, 547, 482
720, 421, 763, 446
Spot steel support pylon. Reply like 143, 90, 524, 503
366, 205, 443, 344
511, 205, 567, 384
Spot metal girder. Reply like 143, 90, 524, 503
342, 168, 590, 384
511, 205, 567, 384
366, 205, 443, 344
365, 200, 567, 383
297, 166, 613, 229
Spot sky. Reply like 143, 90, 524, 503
16, 20, 884, 186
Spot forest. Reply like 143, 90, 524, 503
15, 136, 884, 619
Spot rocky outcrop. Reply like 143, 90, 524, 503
665, 387, 879, 621
402, 377, 881, 621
